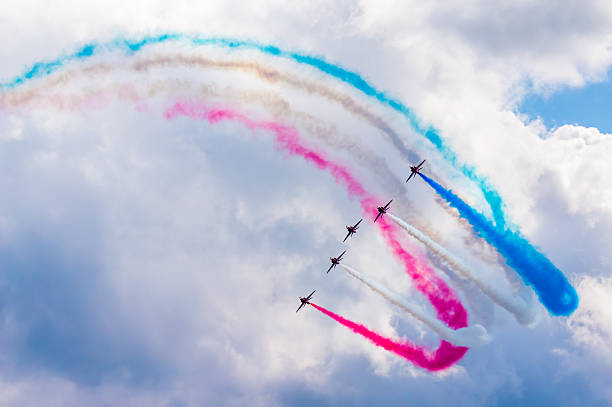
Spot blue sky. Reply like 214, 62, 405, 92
519, 70, 612, 134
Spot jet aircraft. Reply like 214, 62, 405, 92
374, 200, 392, 223
406, 159, 426, 182
296, 290, 316, 313
343, 219, 363, 242
327, 250, 346, 273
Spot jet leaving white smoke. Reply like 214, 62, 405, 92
388, 214, 540, 326
340, 264, 491, 347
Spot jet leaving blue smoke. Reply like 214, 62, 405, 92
418, 173, 578, 316
0, 33, 507, 229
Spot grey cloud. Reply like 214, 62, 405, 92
430, 1, 612, 57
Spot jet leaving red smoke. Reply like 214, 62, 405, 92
309, 302, 467, 371
165, 101, 470, 369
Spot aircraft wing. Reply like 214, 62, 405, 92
296, 302, 306, 313
384, 199, 393, 209
417, 159, 426, 168
354, 219, 363, 227
306, 290, 316, 300
338, 250, 346, 260
374, 212, 382, 223
406, 172, 415, 182
343, 231, 351, 242
327, 264, 334, 273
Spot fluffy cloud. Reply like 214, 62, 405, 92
1, 1, 611, 406
568, 275, 612, 359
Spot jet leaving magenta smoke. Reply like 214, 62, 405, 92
309, 302, 467, 371
164, 101, 470, 368
2, 82, 473, 367
165, 100, 468, 330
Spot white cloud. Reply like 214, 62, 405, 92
1, 0, 612, 405
567, 275, 612, 359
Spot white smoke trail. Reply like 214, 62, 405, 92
340, 264, 491, 347
388, 213, 540, 326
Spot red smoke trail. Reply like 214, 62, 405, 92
5, 90, 466, 330
165, 101, 467, 330
309, 302, 467, 371
165, 101, 470, 369
2, 90, 470, 369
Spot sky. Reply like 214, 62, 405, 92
0, 1, 611, 406
519, 69, 612, 134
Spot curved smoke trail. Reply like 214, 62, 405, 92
0, 56, 501, 272
388, 214, 540, 325
1, 53, 421, 168
2, 73, 451, 251
132, 54, 422, 164
1, 83, 471, 368
418, 173, 578, 316
0, 50, 502, 264
163, 100, 471, 367
165, 100, 468, 329
1, 77, 410, 204
4, 53, 570, 320
0, 33, 507, 228
340, 264, 490, 347
3, 71, 553, 323
309, 302, 466, 371
0, 52, 499, 261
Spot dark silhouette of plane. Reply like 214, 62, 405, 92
374, 200, 392, 223
343, 219, 362, 242
327, 250, 346, 273
296, 290, 316, 313
406, 159, 426, 182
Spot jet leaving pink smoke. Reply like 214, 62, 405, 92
5, 90, 468, 332
165, 101, 466, 329
165, 100, 469, 369
2, 89, 470, 369
309, 302, 467, 371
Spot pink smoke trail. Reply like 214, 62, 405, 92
309, 302, 467, 371
164, 100, 471, 369
164, 100, 467, 330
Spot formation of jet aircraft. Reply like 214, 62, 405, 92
297, 160, 426, 313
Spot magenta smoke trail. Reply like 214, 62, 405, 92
309, 302, 467, 371
165, 100, 467, 330
1, 89, 470, 369
3, 87, 467, 331
165, 101, 469, 368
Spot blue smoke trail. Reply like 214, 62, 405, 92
0, 33, 506, 229
418, 173, 578, 316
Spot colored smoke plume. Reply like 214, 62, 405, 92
0, 33, 508, 228
341, 264, 490, 347
309, 302, 467, 371
419, 173, 578, 316
165, 100, 468, 329
388, 214, 540, 325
